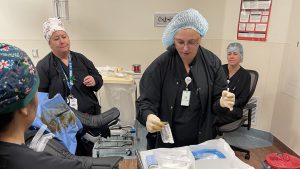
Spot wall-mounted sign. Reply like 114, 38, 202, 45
237, 0, 272, 41
154, 13, 177, 27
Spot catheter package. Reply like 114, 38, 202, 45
153, 146, 195, 169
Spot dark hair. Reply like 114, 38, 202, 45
0, 112, 15, 132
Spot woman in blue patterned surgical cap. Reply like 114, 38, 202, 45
0, 43, 84, 169
136, 8, 235, 149
217, 42, 251, 126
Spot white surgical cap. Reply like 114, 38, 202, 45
43, 18, 66, 42
227, 42, 244, 62
162, 8, 208, 48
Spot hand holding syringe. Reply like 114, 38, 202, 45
227, 79, 230, 91
220, 79, 235, 111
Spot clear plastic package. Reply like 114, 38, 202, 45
153, 147, 195, 169
160, 122, 174, 144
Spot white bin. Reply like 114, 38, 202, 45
96, 67, 137, 126
97, 79, 136, 126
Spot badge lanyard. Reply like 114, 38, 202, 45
59, 54, 78, 110
60, 54, 73, 94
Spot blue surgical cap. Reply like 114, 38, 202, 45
162, 8, 208, 48
0, 43, 39, 114
227, 42, 244, 62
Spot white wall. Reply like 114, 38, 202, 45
220, 0, 292, 132
0, 0, 226, 69
271, 0, 300, 155
221, 0, 300, 154
1, 0, 299, 154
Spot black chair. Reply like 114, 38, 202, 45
217, 69, 259, 160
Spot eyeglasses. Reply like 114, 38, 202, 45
174, 39, 200, 48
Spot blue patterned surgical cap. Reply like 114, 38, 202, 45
0, 43, 39, 114
227, 42, 244, 62
162, 8, 208, 48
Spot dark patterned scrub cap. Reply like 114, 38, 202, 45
0, 43, 39, 114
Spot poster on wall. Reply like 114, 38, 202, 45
237, 0, 272, 41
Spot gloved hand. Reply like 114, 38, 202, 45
220, 90, 235, 111
146, 114, 165, 133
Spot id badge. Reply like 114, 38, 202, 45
69, 97, 78, 110
181, 90, 191, 106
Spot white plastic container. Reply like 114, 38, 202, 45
102, 83, 136, 126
